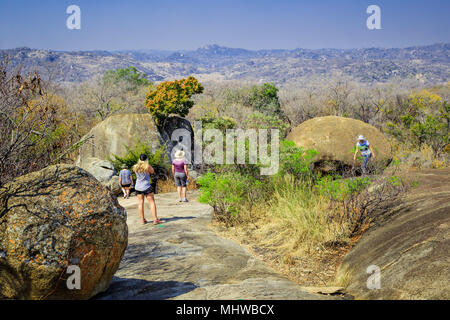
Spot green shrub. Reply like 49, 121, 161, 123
108, 139, 169, 180
200, 113, 237, 133
316, 176, 372, 201
245, 112, 289, 138
278, 140, 318, 182
223, 82, 283, 117
197, 171, 263, 224
384, 90, 449, 154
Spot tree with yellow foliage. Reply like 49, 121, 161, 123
145, 76, 204, 125
386, 89, 449, 154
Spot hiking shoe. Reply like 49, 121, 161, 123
183, 198, 189, 202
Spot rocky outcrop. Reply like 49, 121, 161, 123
97, 192, 336, 300
76, 114, 161, 168
337, 169, 450, 299
287, 116, 391, 171
76, 113, 196, 166
0, 165, 128, 300
105, 176, 122, 196
159, 116, 195, 163
80, 158, 116, 183
79, 158, 122, 195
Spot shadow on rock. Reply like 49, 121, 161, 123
161, 216, 196, 223
94, 277, 197, 300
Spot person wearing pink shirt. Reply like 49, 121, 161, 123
172, 150, 190, 202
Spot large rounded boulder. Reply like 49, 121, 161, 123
287, 116, 391, 170
337, 169, 450, 299
76, 113, 161, 168
0, 165, 128, 299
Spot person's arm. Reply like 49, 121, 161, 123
353, 148, 359, 161
369, 146, 376, 159
184, 164, 189, 178
129, 171, 134, 185
147, 164, 155, 175
172, 164, 175, 176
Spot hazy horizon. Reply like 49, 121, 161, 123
2, 42, 449, 53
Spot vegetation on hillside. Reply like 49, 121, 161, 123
0, 58, 86, 186
2, 50, 448, 286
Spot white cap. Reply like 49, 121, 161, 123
357, 135, 365, 141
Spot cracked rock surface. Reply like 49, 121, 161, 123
97, 191, 335, 300
337, 169, 450, 299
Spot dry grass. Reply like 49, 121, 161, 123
208, 169, 412, 287
210, 176, 355, 286
156, 177, 199, 193
390, 140, 450, 170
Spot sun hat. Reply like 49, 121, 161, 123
357, 135, 366, 141
174, 150, 185, 159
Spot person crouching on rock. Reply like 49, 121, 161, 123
119, 164, 133, 199
133, 154, 163, 225
172, 150, 190, 202
353, 135, 376, 174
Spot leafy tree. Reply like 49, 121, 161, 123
385, 90, 449, 153
108, 139, 169, 180
146, 76, 204, 125
245, 112, 289, 137
76, 67, 152, 122
200, 113, 237, 133
104, 66, 152, 88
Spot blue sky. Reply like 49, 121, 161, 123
0, 0, 449, 50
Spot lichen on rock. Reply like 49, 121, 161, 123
0, 164, 128, 300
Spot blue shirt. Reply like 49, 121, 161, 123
134, 171, 151, 191
119, 169, 132, 185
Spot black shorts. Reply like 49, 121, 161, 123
121, 183, 131, 188
135, 186, 154, 196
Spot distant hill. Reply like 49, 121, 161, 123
2, 43, 449, 85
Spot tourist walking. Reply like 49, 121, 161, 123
119, 165, 133, 199
172, 150, 190, 202
353, 135, 376, 174
133, 154, 163, 225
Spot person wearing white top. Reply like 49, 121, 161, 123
353, 135, 376, 174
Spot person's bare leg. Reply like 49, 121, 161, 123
121, 187, 126, 198
182, 187, 187, 200
146, 193, 161, 224
125, 187, 130, 198
137, 194, 147, 223
177, 186, 182, 201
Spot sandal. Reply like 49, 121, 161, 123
153, 219, 164, 225
142, 219, 148, 225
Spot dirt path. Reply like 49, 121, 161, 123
97, 191, 335, 300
